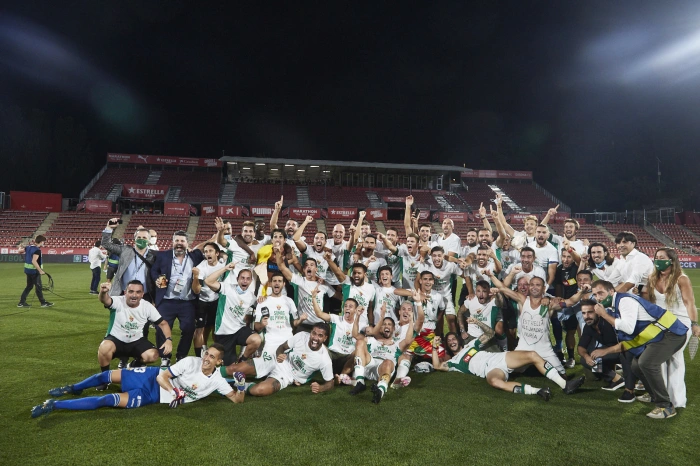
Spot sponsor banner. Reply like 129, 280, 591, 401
164, 203, 190, 216
201, 205, 217, 216
10, 191, 62, 211
383, 196, 407, 203
0, 247, 93, 256
251, 205, 274, 217
461, 170, 533, 180
107, 153, 223, 168
85, 200, 113, 213
327, 207, 358, 219
217, 205, 242, 217
416, 210, 431, 220
510, 213, 539, 222
289, 207, 321, 219
366, 208, 387, 221
439, 212, 468, 222
122, 184, 168, 200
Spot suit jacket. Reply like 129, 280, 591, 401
102, 230, 157, 297
150, 249, 204, 307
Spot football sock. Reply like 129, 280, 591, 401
377, 374, 390, 394
194, 347, 203, 357
496, 333, 507, 352
567, 347, 576, 360
395, 360, 411, 380
353, 357, 365, 382
55, 394, 120, 411
513, 383, 540, 395
73, 371, 112, 391
544, 362, 567, 389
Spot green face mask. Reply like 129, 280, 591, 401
135, 238, 149, 249
600, 295, 613, 307
654, 259, 672, 271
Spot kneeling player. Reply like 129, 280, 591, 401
431, 322, 585, 400
31, 344, 243, 417
232, 323, 335, 401
349, 304, 415, 403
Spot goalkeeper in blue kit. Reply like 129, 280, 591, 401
31, 344, 245, 417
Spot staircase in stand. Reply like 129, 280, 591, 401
297, 186, 311, 207
165, 187, 182, 202
145, 171, 162, 185
366, 192, 385, 208
488, 185, 522, 212
219, 182, 237, 205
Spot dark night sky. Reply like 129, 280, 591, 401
2, 1, 700, 211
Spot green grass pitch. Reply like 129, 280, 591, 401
0, 263, 698, 465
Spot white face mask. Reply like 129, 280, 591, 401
149, 237, 157, 245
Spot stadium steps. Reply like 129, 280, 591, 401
434, 194, 457, 212
645, 224, 691, 252
596, 225, 616, 242
106, 184, 122, 202
113, 214, 131, 239
453, 188, 474, 211
187, 216, 199, 240
165, 186, 182, 202
145, 170, 162, 185
315, 218, 327, 235
34, 213, 58, 237
296, 186, 311, 207
374, 220, 386, 235
366, 192, 385, 208
680, 225, 700, 243
219, 182, 237, 205
488, 185, 522, 212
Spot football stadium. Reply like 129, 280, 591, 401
1, 154, 698, 465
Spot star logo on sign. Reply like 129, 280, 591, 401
331, 209, 336, 214
226, 208, 233, 214
128, 187, 135, 193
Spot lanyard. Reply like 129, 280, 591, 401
172, 254, 189, 276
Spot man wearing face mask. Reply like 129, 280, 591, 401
150, 230, 205, 367
148, 229, 159, 251
590, 280, 688, 419
579, 242, 622, 287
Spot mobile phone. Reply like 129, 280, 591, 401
414, 208, 421, 218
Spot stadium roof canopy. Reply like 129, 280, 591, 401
220, 156, 469, 181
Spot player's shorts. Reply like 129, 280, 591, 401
216, 326, 255, 362
106, 266, 118, 280
104, 335, 156, 359
364, 356, 396, 381
502, 302, 518, 330
252, 341, 287, 378
406, 329, 445, 359
515, 342, 565, 375
267, 361, 296, 390
468, 352, 511, 380
195, 300, 218, 329
120, 366, 162, 408
443, 297, 456, 316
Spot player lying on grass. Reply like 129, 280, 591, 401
431, 327, 585, 400
31, 344, 244, 417
348, 302, 416, 404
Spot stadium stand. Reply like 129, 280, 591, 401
307, 186, 368, 207
653, 223, 700, 249
601, 224, 665, 256
235, 183, 298, 204
460, 183, 496, 212
85, 167, 150, 199
43, 213, 115, 248
0, 211, 48, 246
158, 169, 220, 203
497, 183, 553, 212
126, 214, 190, 250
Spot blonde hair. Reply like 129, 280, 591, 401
523, 215, 538, 224
647, 247, 683, 308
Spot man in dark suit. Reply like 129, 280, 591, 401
151, 230, 204, 366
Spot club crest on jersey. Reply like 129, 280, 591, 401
129, 316, 134, 321
301, 354, 307, 360
192, 384, 198, 390
276, 305, 281, 310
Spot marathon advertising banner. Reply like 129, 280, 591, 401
327, 207, 358, 219
288, 207, 321, 219
461, 169, 533, 180
85, 200, 113, 213
164, 203, 190, 216
366, 208, 387, 221
122, 184, 168, 200
439, 212, 468, 222
510, 213, 539, 222
218, 205, 242, 217
107, 153, 222, 168
251, 205, 274, 217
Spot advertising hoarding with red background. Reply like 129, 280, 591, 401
439, 212, 468, 222
288, 207, 321, 219
107, 153, 222, 168
327, 207, 358, 219
217, 205, 242, 217
10, 191, 62, 211
164, 203, 190, 216
122, 184, 168, 200
366, 208, 387, 221
251, 206, 274, 217
85, 200, 113, 213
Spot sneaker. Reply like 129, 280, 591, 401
31, 399, 56, 418
618, 390, 636, 403
89, 291, 98, 295
646, 406, 676, 419
371, 384, 384, 404
48, 385, 82, 397
94, 383, 109, 391
41, 302, 54, 308
563, 375, 585, 394
565, 358, 576, 369
336, 374, 353, 386
349, 381, 366, 396
636, 393, 652, 403
160, 358, 171, 368
635, 381, 645, 391
232, 372, 246, 392
537, 387, 552, 401
17, 302, 31, 308
602, 377, 625, 391
390, 377, 412, 389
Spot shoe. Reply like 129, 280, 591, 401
95, 383, 109, 391
618, 390, 636, 403
602, 378, 625, 391
232, 372, 246, 392
390, 377, 412, 389
636, 393, 652, 403
31, 399, 56, 418
48, 385, 82, 397
127, 359, 144, 369
89, 291, 98, 295
17, 302, 31, 308
646, 406, 676, 419
160, 358, 171, 368
41, 302, 54, 307
565, 358, 576, 369
117, 358, 128, 370
635, 381, 645, 391
349, 381, 366, 395
563, 375, 585, 394
537, 387, 552, 401
371, 384, 384, 404
336, 374, 353, 386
